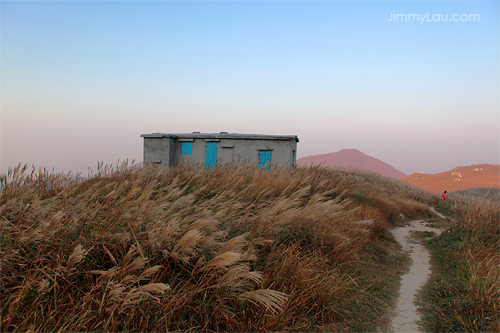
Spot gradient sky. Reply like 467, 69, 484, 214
1, 1, 499, 175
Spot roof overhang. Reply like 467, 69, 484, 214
141, 133, 299, 142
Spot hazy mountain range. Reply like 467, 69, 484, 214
401, 164, 499, 194
297, 149, 499, 194
297, 149, 407, 179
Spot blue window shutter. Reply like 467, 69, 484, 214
181, 142, 192, 154
206, 142, 217, 168
258, 151, 271, 170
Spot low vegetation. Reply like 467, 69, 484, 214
1, 162, 437, 332
450, 187, 500, 201
418, 193, 500, 332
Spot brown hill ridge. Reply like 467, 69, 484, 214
401, 164, 500, 194
297, 149, 407, 179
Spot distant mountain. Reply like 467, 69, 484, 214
297, 149, 407, 179
401, 164, 500, 194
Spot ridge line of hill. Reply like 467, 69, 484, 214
297, 149, 406, 179
401, 163, 499, 194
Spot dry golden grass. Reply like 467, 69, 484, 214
419, 194, 500, 332
1, 162, 436, 332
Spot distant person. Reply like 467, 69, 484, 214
441, 191, 448, 200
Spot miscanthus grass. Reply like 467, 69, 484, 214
1, 162, 436, 332
418, 194, 500, 332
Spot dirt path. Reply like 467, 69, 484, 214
389, 216, 443, 333
429, 207, 446, 219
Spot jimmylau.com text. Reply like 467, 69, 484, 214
388, 12, 480, 24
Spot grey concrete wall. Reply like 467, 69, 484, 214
143, 137, 175, 167
175, 139, 208, 165
290, 140, 297, 167
229, 139, 293, 167
144, 137, 297, 168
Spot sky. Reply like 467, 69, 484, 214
1, 0, 499, 176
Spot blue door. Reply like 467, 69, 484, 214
258, 151, 271, 170
206, 142, 217, 169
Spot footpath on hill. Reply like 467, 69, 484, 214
0, 164, 445, 332
389, 207, 446, 333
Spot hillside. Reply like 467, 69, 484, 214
401, 164, 499, 194
297, 149, 407, 179
1, 163, 436, 332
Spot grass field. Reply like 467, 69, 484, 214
418, 193, 500, 332
1, 162, 438, 332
